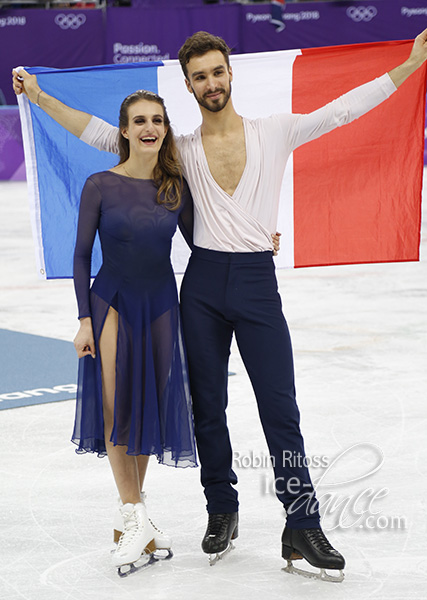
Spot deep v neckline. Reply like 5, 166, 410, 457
197, 118, 249, 200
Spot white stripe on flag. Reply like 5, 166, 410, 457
158, 60, 202, 273
18, 94, 47, 280
232, 49, 301, 269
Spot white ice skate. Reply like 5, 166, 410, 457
113, 493, 173, 562
112, 502, 156, 577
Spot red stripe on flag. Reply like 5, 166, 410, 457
292, 41, 427, 268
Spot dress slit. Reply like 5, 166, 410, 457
72, 171, 197, 467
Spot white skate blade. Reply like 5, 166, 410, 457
116, 549, 173, 577
208, 541, 235, 566
117, 553, 155, 578
282, 560, 344, 583
152, 548, 173, 561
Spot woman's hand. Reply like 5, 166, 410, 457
12, 68, 41, 104
73, 317, 96, 359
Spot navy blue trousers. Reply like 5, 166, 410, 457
180, 246, 320, 528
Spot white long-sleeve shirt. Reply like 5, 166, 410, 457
80, 73, 396, 253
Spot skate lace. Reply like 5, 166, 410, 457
117, 510, 143, 551
207, 514, 228, 537
140, 493, 164, 535
148, 518, 164, 534
304, 529, 336, 553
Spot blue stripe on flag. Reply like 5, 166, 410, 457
27, 62, 162, 279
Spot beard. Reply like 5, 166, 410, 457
192, 82, 232, 113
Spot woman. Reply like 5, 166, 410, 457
72, 89, 197, 573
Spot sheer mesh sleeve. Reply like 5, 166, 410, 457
73, 177, 102, 319
178, 179, 194, 250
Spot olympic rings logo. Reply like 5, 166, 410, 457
54, 13, 87, 30
346, 6, 378, 22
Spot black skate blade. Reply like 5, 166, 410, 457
208, 542, 235, 566
282, 560, 344, 583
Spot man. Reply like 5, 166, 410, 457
13, 28, 427, 579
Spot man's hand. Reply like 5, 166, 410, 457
272, 231, 281, 256
409, 27, 427, 67
12, 68, 41, 104
389, 28, 427, 88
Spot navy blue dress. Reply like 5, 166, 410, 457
71, 170, 197, 468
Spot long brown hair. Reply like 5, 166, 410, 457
117, 90, 183, 210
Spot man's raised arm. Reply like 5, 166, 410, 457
388, 27, 427, 88
12, 68, 91, 138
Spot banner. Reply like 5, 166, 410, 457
104, 5, 241, 65
2, 1, 426, 105
132, 0, 206, 6
18, 40, 426, 279
243, 1, 427, 53
0, 9, 104, 106
0, 107, 25, 180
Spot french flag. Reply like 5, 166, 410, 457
18, 39, 426, 279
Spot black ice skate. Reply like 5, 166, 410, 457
202, 512, 239, 565
281, 527, 345, 583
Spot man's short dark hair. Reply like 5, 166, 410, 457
178, 31, 231, 78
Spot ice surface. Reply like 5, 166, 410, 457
0, 173, 426, 599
